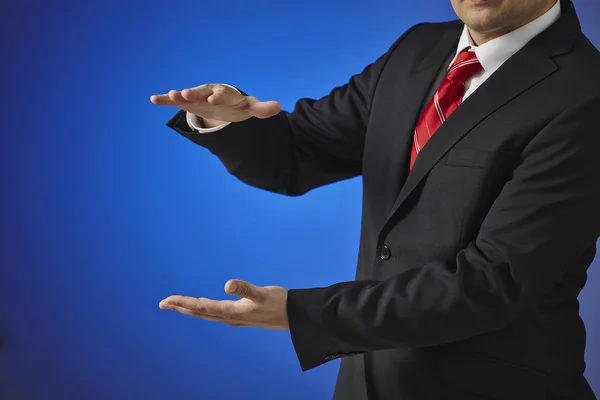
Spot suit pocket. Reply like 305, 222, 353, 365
438, 350, 548, 400
444, 148, 514, 169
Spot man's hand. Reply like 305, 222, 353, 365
159, 279, 290, 330
150, 84, 282, 128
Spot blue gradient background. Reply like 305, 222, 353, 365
1, 1, 599, 399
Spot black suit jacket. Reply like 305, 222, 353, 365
167, 1, 600, 399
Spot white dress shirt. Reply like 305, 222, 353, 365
456, 0, 561, 101
188, 0, 561, 133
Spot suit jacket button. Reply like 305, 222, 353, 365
379, 245, 391, 260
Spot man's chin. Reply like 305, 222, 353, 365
464, 14, 508, 35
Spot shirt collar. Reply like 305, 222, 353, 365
452, 0, 562, 75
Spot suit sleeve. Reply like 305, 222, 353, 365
166, 24, 425, 196
286, 96, 600, 371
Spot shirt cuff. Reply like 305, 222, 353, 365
185, 83, 240, 134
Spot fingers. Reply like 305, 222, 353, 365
206, 93, 226, 106
149, 90, 190, 106
160, 295, 229, 316
248, 99, 282, 119
204, 85, 238, 106
168, 89, 192, 104
149, 94, 176, 106
151, 87, 205, 106
181, 85, 214, 102
165, 306, 249, 327
225, 279, 266, 303
159, 296, 251, 327
164, 305, 219, 319
151, 86, 281, 121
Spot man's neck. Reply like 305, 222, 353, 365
468, 0, 558, 46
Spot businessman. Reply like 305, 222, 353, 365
151, 0, 600, 398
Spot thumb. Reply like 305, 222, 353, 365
225, 279, 266, 302
247, 98, 282, 119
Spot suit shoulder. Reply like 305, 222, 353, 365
574, 35, 600, 79
555, 34, 600, 97
386, 20, 462, 58
394, 20, 462, 43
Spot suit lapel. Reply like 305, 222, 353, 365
382, 26, 462, 207
381, 32, 562, 233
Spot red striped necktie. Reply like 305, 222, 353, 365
409, 49, 483, 171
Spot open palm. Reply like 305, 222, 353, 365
159, 279, 290, 330
150, 84, 282, 125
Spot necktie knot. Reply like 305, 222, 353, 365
446, 49, 483, 87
